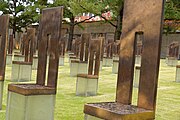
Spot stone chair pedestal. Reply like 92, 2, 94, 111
32, 56, 38, 70
11, 61, 32, 82
13, 54, 24, 62
70, 60, 88, 77
59, 56, 65, 66
6, 54, 13, 65
76, 74, 98, 96
112, 60, 119, 74
69, 56, 79, 64
6, 84, 56, 120
102, 57, 113, 67
167, 57, 178, 67
0, 78, 4, 110
70, 60, 79, 77
175, 65, 180, 82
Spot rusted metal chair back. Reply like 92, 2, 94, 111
80, 33, 91, 62
88, 39, 102, 76
36, 7, 63, 89
0, 15, 9, 80
113, 40, 120, 56
116, 0, 164, 111
8, 34, 13, 54
168, 42, 179, 58
106, 39, 114, 58
24, 28, 35, 62
98, 37, 105, 61
59, 37, 66, 56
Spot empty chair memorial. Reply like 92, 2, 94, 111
0, 15, 9, 110
103, 39, 114, 67
68, 38, 81, 65
70, 33, 90, 76
59, 37, 66, 66
166, 42, 179, 66
112, 40, 120, 74
175, 65, 180, 82
84, 0, 164, 119
6, 33, 14, 65
6, 7, 63, 120
76, 38, 102, 96
32, 31, 38, 70
13, 34, 26, 61
11, 28, 35, 82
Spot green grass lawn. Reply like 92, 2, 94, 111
0, 56, 180, 120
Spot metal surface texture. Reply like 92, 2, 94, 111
116, 0, 164, 110
24, 28, 36, 62
8, 35, 13, 54
59, 37, 66, 57
80, 33, 90, 62
36, 7, 63, 88
0, 15, 9, 81
88, 38, 103, 76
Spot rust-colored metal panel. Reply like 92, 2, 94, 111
59, 38, 66, 57
116, 0, 164, 107
99, 37, 105, 61
137, 1, 164, 110
8, 35, 14, 54
88, 39, 102, 76
36, 7, 63, 87
94, 39, 102, 76
24, 28, 35, 62
80, 33, 90, 62
84, 0, 164, 119
0, 15, 9, 81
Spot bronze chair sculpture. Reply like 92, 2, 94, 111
6, 7, 63, 120
84, 0, 164, 119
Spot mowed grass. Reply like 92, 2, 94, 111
0, 55, 180, 120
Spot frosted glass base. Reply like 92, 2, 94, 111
6, 91, 55, 120
112, 60, 119, 74
76, 76, 98, 96
102, 58, 113, 67
0, 81, 4, 110
11, 63, 32, 82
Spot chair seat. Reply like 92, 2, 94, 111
84, 102, 154, 120
0, 76, 3, 81
77, 74, 98, 79
8, 84, 56, 96
12, 61, 32, 65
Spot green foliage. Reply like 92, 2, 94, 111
164, 1, 180, 33
0, 0, 45, 34
165, 1, 180, 20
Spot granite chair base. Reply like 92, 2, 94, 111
76, 74, 98, 96
11, 61, 32, 82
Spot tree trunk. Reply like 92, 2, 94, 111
114, 4, 124, 41
67, 17, 75, 51
114, 15, 121, 41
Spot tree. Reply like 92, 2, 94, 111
0, 0, 46, 37
164, 0, 180, 33
51, 0, 97, 51
71, 0, 124, 41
